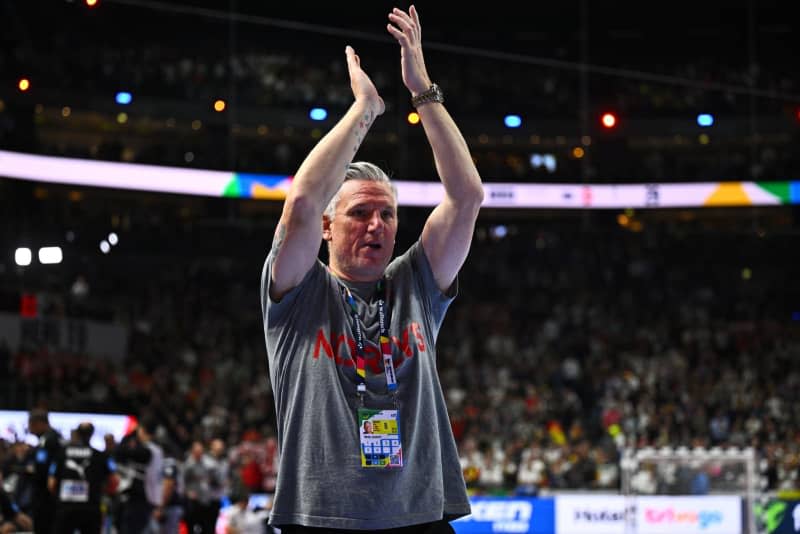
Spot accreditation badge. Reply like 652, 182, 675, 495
358, 407, 402, 468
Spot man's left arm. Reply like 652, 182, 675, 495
416, 97, 483, 292
388, 6, 484, 292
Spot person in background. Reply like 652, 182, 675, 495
113, 415, 164, 534
1, 441, 33, 517
181, 441, 216, 534
155, 447, 184, 534
48, 422, 116, 534
1, 482, 33, 534
208, 438, 230, 529
224, 489, 270, 534
27, 408, 62, 533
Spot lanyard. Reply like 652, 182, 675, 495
342, 278, 397, 395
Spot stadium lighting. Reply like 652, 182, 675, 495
601, 112, 617, 128
309, 107, 328, 121
490, 225, 508, 239
14, 248, 32, 266
697, 113, 714, 127
504, 115, 522, 128
530, 153, 557, 173
115, 92, 132, 105
38, 246, 63, 265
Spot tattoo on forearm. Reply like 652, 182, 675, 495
353, 109, 375, 154
271, 223, 286, 255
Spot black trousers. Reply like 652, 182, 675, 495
32, 501, 55, 534
280, 519, 456, 534
53, 506, 102, 534
184, 498, 220, 534
119, 498, 154, 534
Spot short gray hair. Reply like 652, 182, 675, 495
324, 162, 397, 220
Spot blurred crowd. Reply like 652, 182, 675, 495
2, 3, 798, 182
2, 212, 799, 531
440, 223, 800, 496
0, 409, 274, 533
2, 4, 799, 533
4, 7, 796, 118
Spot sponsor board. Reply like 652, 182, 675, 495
556, 495, 632, 534
755, 499, 800, 534
635, 496, 741, 534
454, 497, 555, 534
455, 495, 744, 534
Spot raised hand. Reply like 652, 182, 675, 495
386, 5, 431, 95
345, 45, 385, 116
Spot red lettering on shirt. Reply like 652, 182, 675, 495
391, 328, 414, 357
313, 322, 427, 372
313, 329, 333, 359
410, 322, 426, 352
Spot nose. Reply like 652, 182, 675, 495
366, 209, 384, 232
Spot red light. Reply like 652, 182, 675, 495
20, 293, 37, 318
601, 113, 617, 128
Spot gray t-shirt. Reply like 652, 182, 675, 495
260, 241, 470, 529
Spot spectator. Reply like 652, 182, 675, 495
26, 408, 62, 534
181, 441, 217, 534
113, 415, 164, 534
0, 483, 33, 534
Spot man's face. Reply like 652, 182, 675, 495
323, 180, 397, 282
210, 439, 224, 457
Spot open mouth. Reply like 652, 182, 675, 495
364, 243, 382, 250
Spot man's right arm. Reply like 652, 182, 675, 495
269, 46, 384, 301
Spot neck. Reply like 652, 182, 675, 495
329, 265, 382, 284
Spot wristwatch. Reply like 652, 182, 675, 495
411, 83, 444, 108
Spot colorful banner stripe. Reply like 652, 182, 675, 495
1, 150, 797, 209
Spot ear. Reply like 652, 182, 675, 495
322, 215, 333, 241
